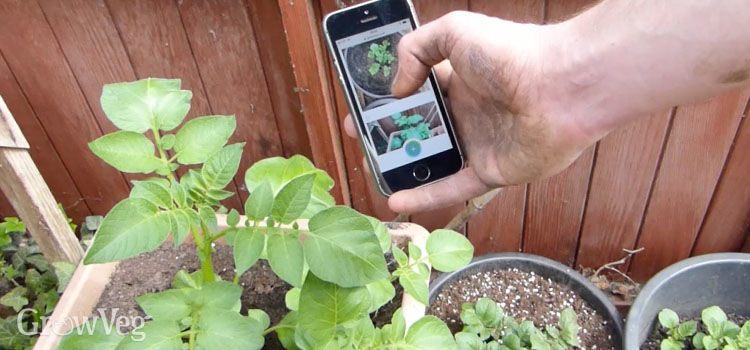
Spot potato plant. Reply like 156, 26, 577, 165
658, 306, 750, 350
455, 297, 580, 350
59, 78, 474, 349
367, 40, 395, 78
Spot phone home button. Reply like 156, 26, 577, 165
412, 164, 430, 182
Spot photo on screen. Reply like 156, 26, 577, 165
365, 101, 446, 156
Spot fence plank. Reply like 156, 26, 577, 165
466, 0, 544, 255
0, 54, 90, 221
277, 0, 350, 205
245, 0, 313, 160
0, 0, 131, 215
575, 111, 671, 269
630, 90, 749, 280
522, 0, 598, 265
105, 0, 243, 209
407, 0, 468, 232
177, 0, 286, 203
692, 102, 750, 255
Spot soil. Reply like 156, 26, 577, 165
428, 268, 617, 350
370, 235, 409, 327
95, 243, 290, 349
346, 33, 402, 97
642, 313, 749, 350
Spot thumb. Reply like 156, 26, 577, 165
391, 11, 466, 97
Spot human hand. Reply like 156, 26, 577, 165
344, 11, 595, 213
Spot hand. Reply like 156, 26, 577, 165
344, 11, 594, 213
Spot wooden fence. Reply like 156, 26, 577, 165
0, 0, 747, 281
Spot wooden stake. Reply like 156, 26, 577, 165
445, 188, 502, 232
0, 96, 83, 263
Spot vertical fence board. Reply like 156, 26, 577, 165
177, 0, 286, 202
692, 103, 750, 255
522, 0, 598, 266
407, 0, 468, 232
317, 0, 395, 220
105, 0, 243, 209
0, 0, 130, 215
575, 111, 671, 269
466, 0, 544, 255
277, 0, 350, 205
245, 0, 313, 159
0, 54, 91, 221
630, 90, 748, 280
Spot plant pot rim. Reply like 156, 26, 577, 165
624, 252, 750, 350
429, 252, 624, 348
33, 219, 431, 350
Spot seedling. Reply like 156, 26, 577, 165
368, 39, 395, 78
390, 112, 430, 150
456, 297, 580, 350
60, 78, 474, 349
657, 306, 750, 350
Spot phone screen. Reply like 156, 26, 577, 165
335, 19, 454, 173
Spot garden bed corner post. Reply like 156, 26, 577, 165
0, 95, 84, 263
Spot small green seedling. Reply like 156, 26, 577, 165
59, 78, 474, 350
657, 306, 750, 350
390, 113, 430, 150
368, 39, 395, 78
455, 297, 580, 350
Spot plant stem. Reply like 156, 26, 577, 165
188, 311, 198, 350
151, 127, 177, 183
190, 225, 214, 283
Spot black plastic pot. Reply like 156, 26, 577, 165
625, 253, 750, 350
429, 253, 624, 349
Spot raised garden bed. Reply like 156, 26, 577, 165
428, 253, 624, 350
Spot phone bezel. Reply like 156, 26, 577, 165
323, 0, 464, 196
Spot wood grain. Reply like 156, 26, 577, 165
105, 0, 243, 209
177, 0, 285, 202
0, 0, 131, 215
277, 0, 350, 205
245, 0, 313, 159
522, 0, 599, 265
575, 111, 671, 269
0, 56, 90, 221
629, 90, 749, 280
466, 0, 544, 255
692, 101, 750, 255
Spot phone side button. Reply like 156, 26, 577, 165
412, 164, 430, 182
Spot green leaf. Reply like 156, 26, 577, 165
0, 287, 27, 312
170, 180, 187, 207
195, 309, 265, 350
392, 245, 408, 267
203, 143, 245, 188
159, 134, 175, 150
271, 173, 315, 224
84, 198, 171, 263
198, 205, 218, 233
276, 311, 300, 350
678, 320, 698, 338
405, 315, 457, 350
702, 306, 728, 324
232, 227, 265, 276
173, 270, 202, 289
89, 131, 163, 173
174, 115, 236, 165
248, 309, 270, 330
193, 281, 243, 311
136, 289, 191, 322
365, 278, 395, 313
660, 338, 682, 350
475, 298, 501, 327
168, 209, 195, 247
659, 309, 680, 329
131, 178, 172, 208
297, 273, 370, 347
116, 320, 183, 350
245, 155, 334, 218
694, 332, 707, 349
100, 78, 191, 132
369, 63, 381, 76
703, 335, 719, 350
2, 217, 25, 233
58, 318, 124, 350
267, 231, 305, 286
408, 242, 422, 260
366, 216, 390, 253
227, 208, 240, 227
285, 287, 301, 311
559, 308, 579, 346
245, 181, 273, 222
0, 316, 29, 349
304, 206, 389, 287
426, 229, 474, 272
399, 268, 429, 306
530, 332, 551, 350
52, 261, 76, 292
455, 331, 484, 350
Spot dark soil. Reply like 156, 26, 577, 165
370, 235, 409, 327
642, 313, 749, 350
428, 268, 617, 350
95, 243, 290, 349
346, 33, 402, 96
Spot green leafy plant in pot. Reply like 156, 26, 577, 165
58, 78, 474, 350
